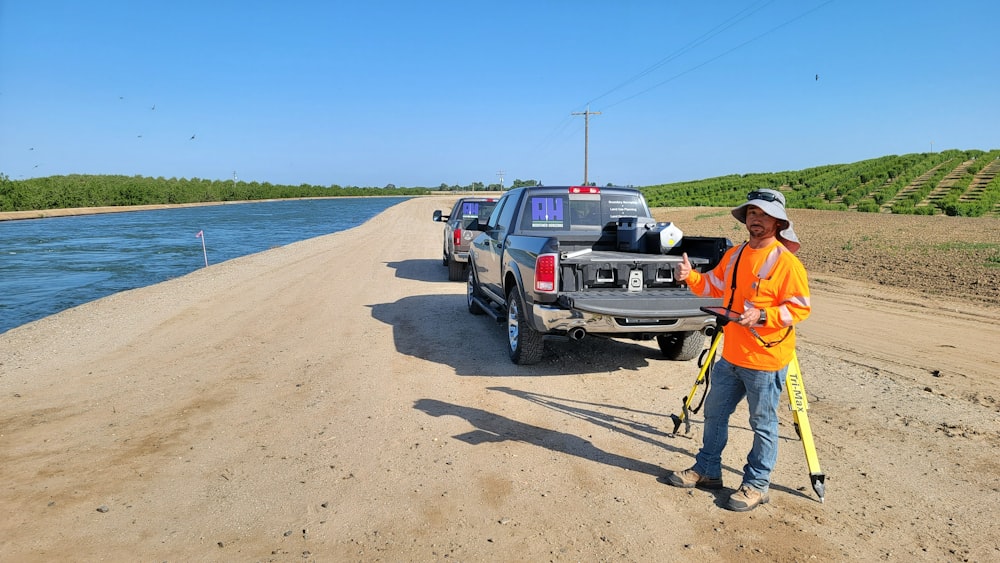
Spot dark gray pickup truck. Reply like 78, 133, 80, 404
467, 185, 731, 364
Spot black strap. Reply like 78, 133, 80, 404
750, 325, 792, 348
725, 243, 746, 311
728, 242, 792, 348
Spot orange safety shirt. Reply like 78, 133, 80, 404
686, 240, 811, 371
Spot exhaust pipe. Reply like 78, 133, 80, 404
568, 327, 586, 341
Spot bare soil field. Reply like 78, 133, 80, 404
655, 206, 1000, 308
1, 196, 998, 562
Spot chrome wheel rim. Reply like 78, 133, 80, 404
508, 298, 519, 351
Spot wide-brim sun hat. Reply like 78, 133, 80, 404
731, 189, 801, 253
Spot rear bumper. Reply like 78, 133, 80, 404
531, 298, 721, 335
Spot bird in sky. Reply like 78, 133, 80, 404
815, 74, 819, 81
190, 134, 196, 140
151, 104, 155, 110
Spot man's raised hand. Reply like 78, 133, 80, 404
676, 252, 692, 281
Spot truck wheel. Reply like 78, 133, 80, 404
507, 286, 544, 364
467, 269, 485, 315
657, 331, 705, 361
447, 257, 465, 281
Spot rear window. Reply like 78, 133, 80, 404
458, 200, 498, 228
521, 192, 647, 231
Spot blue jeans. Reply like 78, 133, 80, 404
692, 357, 787, 493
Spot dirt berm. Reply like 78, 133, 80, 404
1, 196, 997, 562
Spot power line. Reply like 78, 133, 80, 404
585, 0, 777, 108
600, 0, 837, 111
524, 1, 836, 178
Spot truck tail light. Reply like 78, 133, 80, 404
453, 228, 462, 246
535, 253, 558, 293
569, 186, 600, 194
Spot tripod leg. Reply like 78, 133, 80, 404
670, 328, 723, 436
785, 352, 825, 502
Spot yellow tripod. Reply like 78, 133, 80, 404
670, 308, 826, 502
785, 352, 825, 502
669, 325, 723, 438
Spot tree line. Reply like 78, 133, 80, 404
5, 150, 1000, 217
0, 174, 554, 212
434, 179, 540, 192
642, 149, 1000, 217
0, 174, 430, 212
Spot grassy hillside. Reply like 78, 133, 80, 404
641, 149, 1000, 217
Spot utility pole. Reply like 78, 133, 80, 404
497, 170, 505, 191
571, 105, 601, 186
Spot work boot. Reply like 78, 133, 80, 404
727, 485, 769, 512
666, 468, 723, 489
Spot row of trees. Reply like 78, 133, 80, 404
435, 178, 540, 192
0, 174, 429, 212
642, 150, 1000, 216
0, 174, 555, 212
5, 153, 999, 216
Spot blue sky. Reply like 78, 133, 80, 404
2, 1, 997, 188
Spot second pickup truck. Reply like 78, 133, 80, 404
467, 185, 731, 364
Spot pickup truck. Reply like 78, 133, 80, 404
432, 196, 500, 280
466, 185, 731, 364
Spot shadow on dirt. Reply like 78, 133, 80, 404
369, 293, 672, 376
473, 387, 816, 502
488, 385, 678, 441
384, 258, 455, 283
414, 397, 673, 477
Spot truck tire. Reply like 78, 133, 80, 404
657, 331, 705, 361
447, 256, 465, 281
467, 268, 485, 315
507, 286, 544, 365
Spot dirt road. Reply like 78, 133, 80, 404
2, 196, 997, 562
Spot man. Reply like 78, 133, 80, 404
666, 189, 811, 512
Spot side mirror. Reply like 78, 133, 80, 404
432, 210, 443, 222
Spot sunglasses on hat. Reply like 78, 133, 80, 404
747, 190, 782, 203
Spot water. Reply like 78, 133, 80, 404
0, 197, 410, 334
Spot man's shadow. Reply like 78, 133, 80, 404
414, 397, 673, 477
414, 392, 813, 503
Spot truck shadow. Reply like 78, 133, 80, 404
384, 258, 456, 283
368, 293, 672, 376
